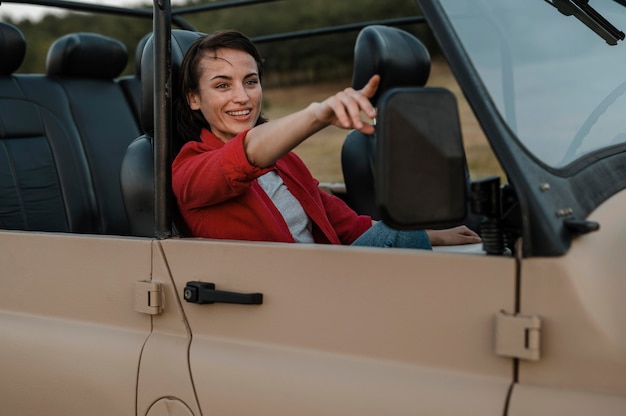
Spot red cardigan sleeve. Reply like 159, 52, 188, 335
172, 130, 272, 209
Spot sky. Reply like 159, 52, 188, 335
0, 0, 187, 21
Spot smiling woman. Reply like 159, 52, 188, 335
170, 29, 480, 247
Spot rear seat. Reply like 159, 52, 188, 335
47, 32, 142, 235
117, 32, 151, 127
0, 23, 100, 232
0, 22, 144, 235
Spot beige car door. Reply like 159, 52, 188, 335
158, 238, 516, 415
508, 191, 626, 416
0, 231, 153, 416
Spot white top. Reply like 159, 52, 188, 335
257, 171, 315, 243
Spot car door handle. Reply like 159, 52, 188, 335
183, 281, 263, 305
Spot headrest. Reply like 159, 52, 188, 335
0, 22, 26, 75
352, 25, 431, 107
133, 33, 151, 77
46, 32, 128, 79
140, 30, 205, 133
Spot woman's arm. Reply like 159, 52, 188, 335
369, 220, 482, 246
244, 75, 380, 168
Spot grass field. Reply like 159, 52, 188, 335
263, 58, 505, 184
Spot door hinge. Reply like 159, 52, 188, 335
495, 311, 541, 361
134, 280, 163, 315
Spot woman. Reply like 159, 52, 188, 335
172, 30, 480, 249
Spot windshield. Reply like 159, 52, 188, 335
438, 0, 626, 167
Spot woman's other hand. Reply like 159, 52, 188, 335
426, 226, 482, 246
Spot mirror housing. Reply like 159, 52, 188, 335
375, 87, 468, 230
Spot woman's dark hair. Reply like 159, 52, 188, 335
175, 30, 267, 144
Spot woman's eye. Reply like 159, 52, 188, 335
245, 79, 259, 86
216, 83, 228, 89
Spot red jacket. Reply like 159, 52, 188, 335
172, 128, 372, 244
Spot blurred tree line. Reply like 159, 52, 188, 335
4, 0, 437, 86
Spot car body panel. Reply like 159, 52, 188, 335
509, 384, 626, 416
159, 239, 516, 414
515, 188, 626, 397
0, 231, 152, 415
137, 240, 202, 416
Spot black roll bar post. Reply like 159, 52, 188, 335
153, 0, 172, 239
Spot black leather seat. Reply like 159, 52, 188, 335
0, 23, 101, 232
47, 32, 141, 235
0, 24, 147, 235
341, 25, 431, 219
120, 30, 205, 237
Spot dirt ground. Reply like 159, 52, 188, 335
263, 58, 505, 183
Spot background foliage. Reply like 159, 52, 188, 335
4, 0, 436, 85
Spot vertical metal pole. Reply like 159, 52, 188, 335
153, 0, 172, 238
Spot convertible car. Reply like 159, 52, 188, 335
1, 0, 625, 414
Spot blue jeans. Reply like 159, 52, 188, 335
351, 221, 432, 250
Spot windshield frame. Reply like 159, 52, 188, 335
419, 0, 626, 257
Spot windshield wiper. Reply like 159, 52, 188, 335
545, 0, 625, 45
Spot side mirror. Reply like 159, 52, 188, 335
375, 87, 468, 230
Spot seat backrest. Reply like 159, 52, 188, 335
341, 25, 431, 218
120, 30, 204, 237
117, 33, 151, 127
46, 32, 141, 235
0, 23, 101, 233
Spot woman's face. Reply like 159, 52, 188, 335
187, 47, 262, 143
